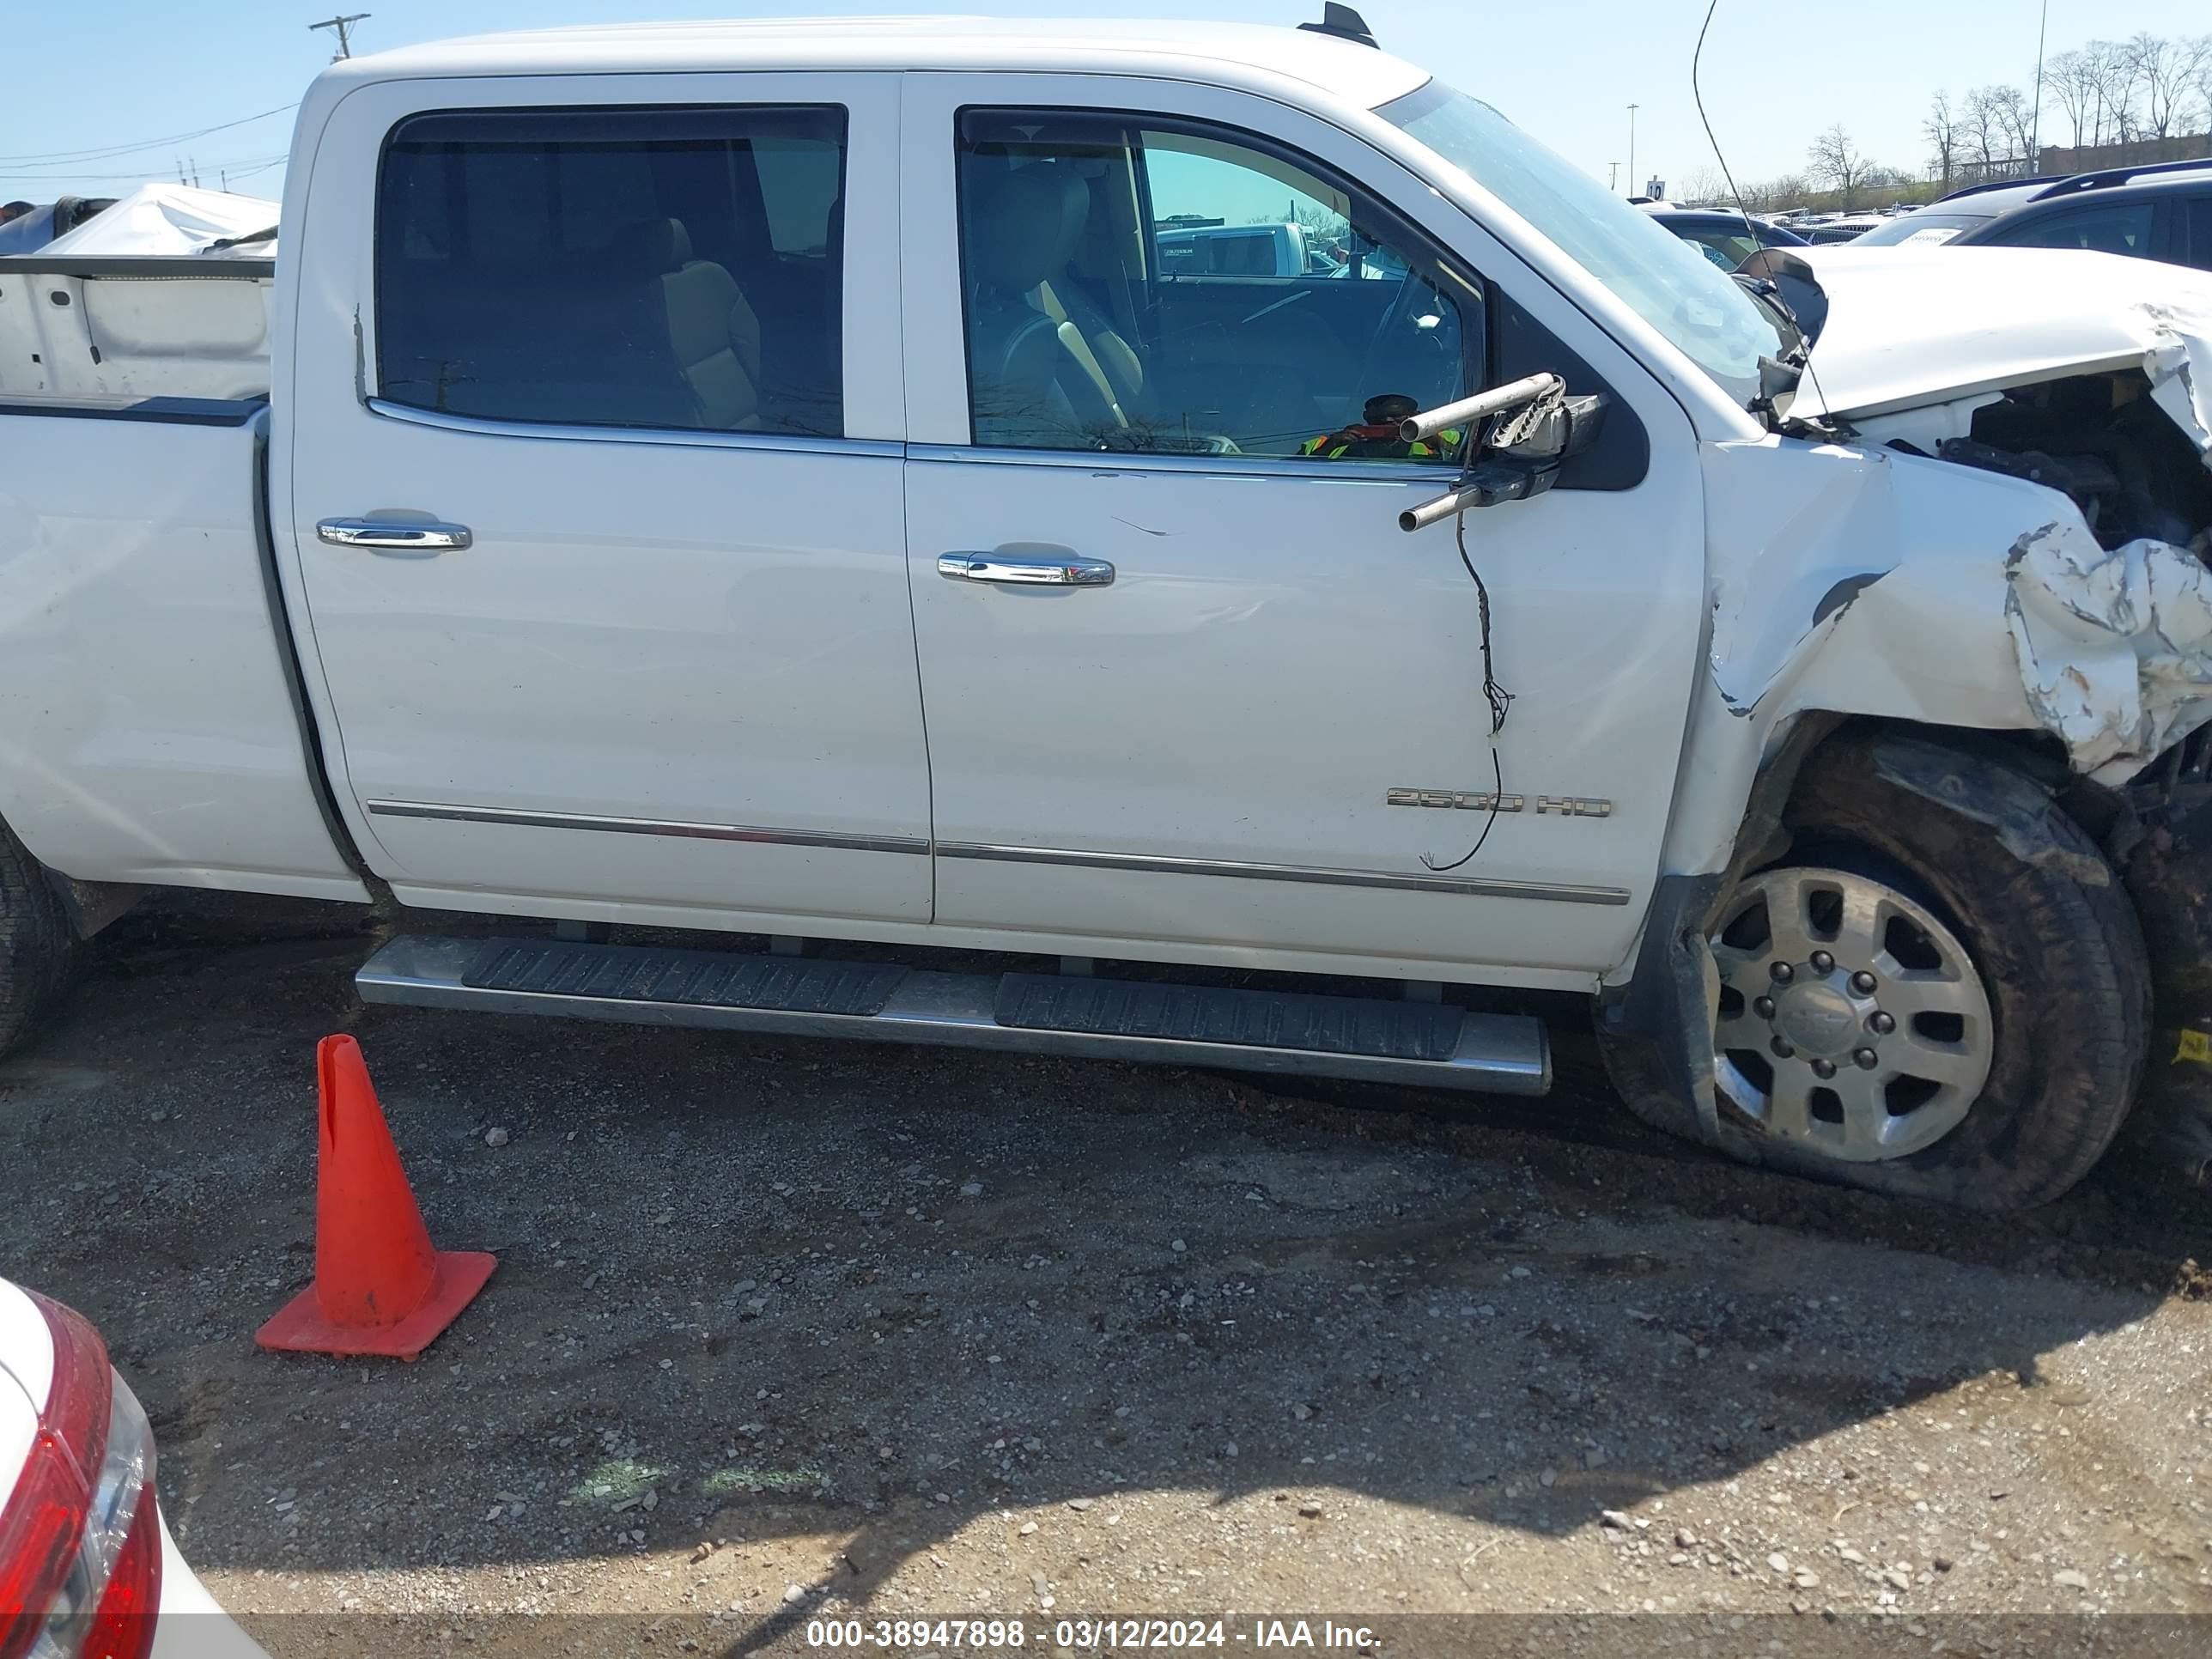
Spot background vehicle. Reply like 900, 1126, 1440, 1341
1637, 204, 1807, 268
1, 1277, 264, 1657
1155, 219, 1316, 276
2, 9, 2210, 1213
1799, 212, 1888, 243
1858, 161, 2212, 269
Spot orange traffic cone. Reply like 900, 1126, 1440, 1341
256, 1035, 496, 1361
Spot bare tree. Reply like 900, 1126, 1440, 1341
1923, 90, 1961, 185
1674, 167, 1734, 208
2090, 40, 2140, 143
1961, 86, 2002, 167
1738, 173, 1807, 215
1806, 125, 1874, 210
2046, 49, 2097, 146
1986, 84, 2035, 161
2184, 34, 2212, 135
2124, 31, 2191, 137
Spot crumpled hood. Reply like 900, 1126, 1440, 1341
1785, 246, 2212, 456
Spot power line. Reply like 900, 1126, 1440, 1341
0, 105, 296, 168
0, 151, 290, 185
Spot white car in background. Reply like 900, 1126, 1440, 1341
1, 1278, 263, 1658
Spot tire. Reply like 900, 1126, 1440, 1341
0, 820, 78, 1061
1611, 733, 2151, 1212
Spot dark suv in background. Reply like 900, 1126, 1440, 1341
1857, 159, 2212, 270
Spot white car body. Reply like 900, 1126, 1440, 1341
0, 1279, 264, 1659
3, 13, 2211, 1199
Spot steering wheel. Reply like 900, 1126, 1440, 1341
1346, 264, 1455, 420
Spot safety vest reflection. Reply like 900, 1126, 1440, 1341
1299, 392, 1462, 461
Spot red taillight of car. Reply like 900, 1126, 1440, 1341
0, 1292, 161, 1659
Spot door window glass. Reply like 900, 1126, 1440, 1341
957, 109, 1474, 460
376, 105, 846, 435
1997, 201, 2155, 258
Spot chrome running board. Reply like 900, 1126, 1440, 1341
356, 935, 1551, 1097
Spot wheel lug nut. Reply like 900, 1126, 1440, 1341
1771, 1036, 1795, 1060
1770, 961, 1795, 983
1811, 1057, 1838, 1079
1869, 1011, 1896, 1036
1850, 970, 1877, 994
1809, 950, 1835, 974
1753, 995, 1776, 1019
1853, 1048, 1880, 1071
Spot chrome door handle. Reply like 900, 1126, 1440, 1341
938, 551, 1115, 586
316, 518, 472, 555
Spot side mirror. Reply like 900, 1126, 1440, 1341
1397, 376, 1608, 532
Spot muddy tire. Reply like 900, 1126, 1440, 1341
1611, 734, 2151, 1212
0, 820, 77, 1061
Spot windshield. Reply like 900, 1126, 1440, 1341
1852, 210, 1989, 246
1378, 79, 1784, 408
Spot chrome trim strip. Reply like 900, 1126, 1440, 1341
905, 442, 1451, 486
937, 841, 1632, 906
363, 799, 929, 857
364, 398, 904, 459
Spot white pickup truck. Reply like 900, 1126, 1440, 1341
5, 9, 2212, 1212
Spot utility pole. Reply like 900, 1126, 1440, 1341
2028, 0, 2049, 164
309, 13, 371, 59
1608, 161, 1620, 191
1626, 105, 1639, 198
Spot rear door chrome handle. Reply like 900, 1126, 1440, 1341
316, 518, 473, 555
938, 551, 1115, 587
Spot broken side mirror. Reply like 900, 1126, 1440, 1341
1396, 374, 1608, 532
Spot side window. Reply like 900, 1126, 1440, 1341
2190, 196, 2212, 273
375, 105, 847, 437
956, 109, 1477, 460
1999, 201, 2155, 258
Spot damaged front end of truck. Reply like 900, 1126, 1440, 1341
1631, 245, 2212, 1190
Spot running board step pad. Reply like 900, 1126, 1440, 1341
465, 939, 905, 1017
994, 973, 1462, 1060
357, 936, 1550, 1096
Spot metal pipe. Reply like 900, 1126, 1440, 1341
1398, 373, 1562, 443
1398, 481, 1496, 533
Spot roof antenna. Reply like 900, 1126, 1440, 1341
1299, 4, 1379, 49
1692, 0, 1829, 424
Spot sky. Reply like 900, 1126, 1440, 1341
6, 0, 2209, 209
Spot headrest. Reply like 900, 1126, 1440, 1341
963, 161, 1088, 294
606, 216, 694, 276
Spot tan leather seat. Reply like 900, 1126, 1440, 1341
607, 216, 764, 431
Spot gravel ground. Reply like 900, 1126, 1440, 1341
3, 895, 2212, 1657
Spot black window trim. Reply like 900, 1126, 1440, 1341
368, 100, 853, 442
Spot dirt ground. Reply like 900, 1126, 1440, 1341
5, 894, 2212, 1657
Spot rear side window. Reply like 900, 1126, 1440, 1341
2191, 195, 2212, 272
1996, 200, 2156, 258
375, 105, 846, 436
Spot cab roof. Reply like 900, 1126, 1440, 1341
325, 15, 1432, 111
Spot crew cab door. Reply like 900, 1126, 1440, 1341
279, 72, 930, 926
898, 74, 1708, 981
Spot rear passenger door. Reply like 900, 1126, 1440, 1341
282, 75, 933, 927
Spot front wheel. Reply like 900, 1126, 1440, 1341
1607, 734, 2151, 1211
